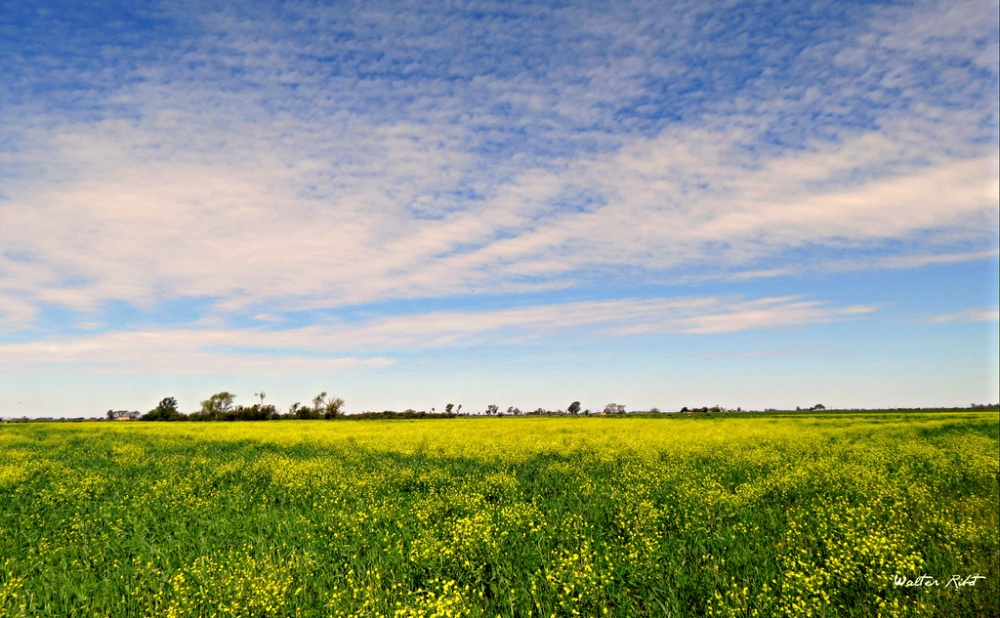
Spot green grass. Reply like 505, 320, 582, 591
1, 411, 997, 617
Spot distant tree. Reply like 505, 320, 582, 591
313, 392, 328, 410
142, 396, 184, 421
106, 409, 114, 420
568, 401, 581, 415
304, 392, 344, 419
445, 403, 454, 414
811, 404, 826, 411
323, 397, 345, 419
649, 407, 660, 414
486, 404, 498, 415
288, 402, 301, 417
295, 403, 321, 420
199, 392, 235, 420
232, 403, 276, 421
604, 403, 625, 415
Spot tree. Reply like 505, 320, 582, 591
486, 404, 498, 415
294, 402, 321, 420
567, 401, 581, 415
323, 397, 345, 419
445, 403, 454, 414
308, 392, 344, 419
142, 396, 184, 421
233, 403, 276, 421
199, 392, 235, 420
313, 392, 328, 410
604, 403, 626, 415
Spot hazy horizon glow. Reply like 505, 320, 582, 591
2, 0, 998, 416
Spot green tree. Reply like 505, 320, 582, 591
142, 396, 184, 421
199, 392, 235, 420
323, 397, 345, 419
567, 401, 581, 415
310, 392, 344, 419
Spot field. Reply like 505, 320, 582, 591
0, 412, 997, 617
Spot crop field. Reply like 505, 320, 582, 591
0, 412, 997, 618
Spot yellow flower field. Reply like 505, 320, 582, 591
0, 411, 996, 617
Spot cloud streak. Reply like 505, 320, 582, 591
0, 295, 875, 373
923, 307, 1000, 324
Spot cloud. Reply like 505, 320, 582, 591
674, 249, 1000, 284
0, 324, 394, 375
0, 0, 995, 334
923, 307, 1000, 324
0, 294, 875, 373
2, 118, 994, 323
0, 293, 37, 333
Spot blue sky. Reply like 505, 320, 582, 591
1, 0, 997, 416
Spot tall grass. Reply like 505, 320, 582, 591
1, 412, 996, 617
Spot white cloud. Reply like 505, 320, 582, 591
0, 0, 995, 330
0, 293, 37, 333
923, 307, 1000, 324
2, 117, 993, 322
0, 294, 875, 373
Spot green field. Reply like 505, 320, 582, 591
1, 412, 997, 617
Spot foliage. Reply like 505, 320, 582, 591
192, 391, 236, 420
604, 403, 626, 414
141, 397, 184, 422
349, 410, 459, 420
137, 392, 347, 422
0, 412, 996, 617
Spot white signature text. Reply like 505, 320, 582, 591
893, 574, 986, 588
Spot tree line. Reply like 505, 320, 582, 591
136, 396, 595, 422
129, 395, 838, 422
139, 392, 344, 422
